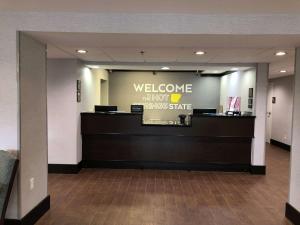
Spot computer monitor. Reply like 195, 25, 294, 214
131, 105, 144, 114
94, 105, 118, 112
193, 108, 217, 115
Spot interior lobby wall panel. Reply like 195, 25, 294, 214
251, 63, 268, 166
19, 33, 48, 217
220, 69, 256, 112
109, 71, 220, 121
269, 76, 294, 145
47, 60, 105, 164
93, 69, 109, 105
289, 47, 300, 212
79, 67, 101, 112
0, 27, 18, 151
76, 67, 108, 162
0, 29, 19, 220
47, 59, 79, 164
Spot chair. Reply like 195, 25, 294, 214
0, 151, 19, 225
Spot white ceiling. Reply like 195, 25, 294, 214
26, 32, 299, 78
2, 0, 300, 14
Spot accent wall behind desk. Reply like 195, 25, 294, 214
109, 71, 221, 121
109, 70, 256, 121
81, 112, 255, 172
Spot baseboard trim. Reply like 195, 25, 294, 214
250, 165, 266, 175
82, 160, 251, 172
270, 139, 291, 151
4, 195, 50, 225
48, 161, 82, 174
3, 219, 20, 225
285, 202, 300, 225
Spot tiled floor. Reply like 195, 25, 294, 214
37, 144, 292, 225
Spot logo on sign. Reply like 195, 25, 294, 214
170, 93, 182, 103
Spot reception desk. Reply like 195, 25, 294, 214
81, 112, 255, 172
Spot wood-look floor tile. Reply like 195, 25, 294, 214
36, 144, 293, 225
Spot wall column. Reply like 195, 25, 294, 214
0, 28, 20, 220
251, 63, 268, 173
286, 47, 300, 223
19, 33, 49, 218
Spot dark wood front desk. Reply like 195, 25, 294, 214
81, 113, 255, 172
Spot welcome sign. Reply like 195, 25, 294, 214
133, 83, 193, 110
109, 71, 220, 121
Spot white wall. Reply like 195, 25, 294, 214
19, 33, 48, 217
79, 67, 109, 110
47, 59, 80, 164
269, 76, 294, 145
289, 48, 300, 212
252, 64, 268, 166
47, 59, 108, 164
97, 70, 109, 105
0, 22, 19, 152
220, 69, 256, 112
76, 67, 109, 162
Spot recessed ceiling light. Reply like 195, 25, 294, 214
280, 70, 287, 73
231, 68, 239, 71
87, 65, 100, 69
161, 66, 170, 70
76, 49, 88, 54
195, 51, 206, 55
275, 51, 287, 56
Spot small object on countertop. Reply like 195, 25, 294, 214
226, 111, 241, 116
178, 114, 187, 125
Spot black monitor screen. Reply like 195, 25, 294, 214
193, 108, 217, 115
95, 105, 118, 112
131, 105, 144, 113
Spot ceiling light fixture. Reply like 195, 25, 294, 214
87, 65, 100, 69
280, 70, 287, 73
161, 66, 170, 70
231, 68, 238, 71
195, 51, 206, 55
76, 49, 88, 54
275, 51, 287, 56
